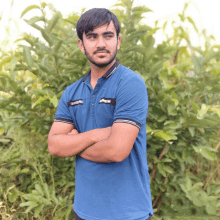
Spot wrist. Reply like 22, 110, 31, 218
89, 129, 100, 143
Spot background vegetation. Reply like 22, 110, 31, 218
0, 0, 220, 219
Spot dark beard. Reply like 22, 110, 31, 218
83, 45, 117, 68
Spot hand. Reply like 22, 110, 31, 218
68, 129, 79, 135
95, 127, 112, 142
78, 127, 112, 157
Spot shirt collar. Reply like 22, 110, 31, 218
83, 60, 120, 82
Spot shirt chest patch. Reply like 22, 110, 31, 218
67, 99, 83, 107
99, 97, 116, 106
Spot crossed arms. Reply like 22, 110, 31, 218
47, 121, 139, 163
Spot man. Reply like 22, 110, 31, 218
48, 8, 153, 220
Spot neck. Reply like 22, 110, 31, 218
90, 59, 116, 82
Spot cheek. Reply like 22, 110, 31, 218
109, 39, 119, 49
85, 44, 96, 54
109, 43, 118, 51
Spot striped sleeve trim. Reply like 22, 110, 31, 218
54, 118, 74, 125
113, 118, 141, 129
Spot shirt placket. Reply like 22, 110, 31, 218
91, 78, 103, 116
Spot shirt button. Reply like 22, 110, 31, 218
92, 103, 94, 106
93, 95, 95, 97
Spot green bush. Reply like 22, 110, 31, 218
0, 0, 220, 219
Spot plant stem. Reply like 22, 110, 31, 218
151, 142, 169, 181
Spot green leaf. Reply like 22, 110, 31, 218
206, 203, 217, 215
167, 104, 177, 116
20, 5, 40, 18
180, 184, 187, 194
158, 163, 166, 177
191, 55, 201, 74
164, 121, 181, 129
202, 51, 220, 65
132, 6, 152, 14
32, 97, 47, 109
49, 95, 58, 107
10, 57, 19, 73
0, 56, 13, 69
23, 46, 34, 67
146, 27, 160, 37
126, 30, 148, 41
150, 61, 163, 74
41, 2, 47, 8
192, 195, 205, 207
21, 168, 29, 173
183, 2, 189, 12
123, 45, 145, 54
35, 184, 44, 196
142, 35, 155, 49
170, 98, 179, 107
162, 21, 168, 31
200, 148, 217, 161
197, 104, 210, 119
25, 16, 45, 25
25, 202, 39, 213
187, 16, 198, 32
43, 183, 50, 199
186, 176, 192, 191
146, 126, 153, 134
41, 29, 53, 47
191, 190, 207, 207
0, 138, 11, 143
20, 201, 38, 207
188, 127, 195, 137
153, 131, 171, 142
53, 39, 63, 54
193, 146, 217, 161
39, 64, 50, 73
160, 158, 172, 163
8, 189, 18, 203
46, 12, 60, 33
191, 102, 199, 113
212, 106, 220, 118
157, 115, 167, 122
163, 165, 174, 174
34, 204, 44, 217
190, 182, 203, 191
30, 23, 43, 31
0, 128, 4, 135
178, 13, 185, 22
65, 207, 72, 220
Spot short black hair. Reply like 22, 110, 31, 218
76, 8, 120, 41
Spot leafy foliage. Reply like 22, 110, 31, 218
0, 0, 220, 219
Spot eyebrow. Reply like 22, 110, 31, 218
103, 31, 114, 35
85, 31, 115, 37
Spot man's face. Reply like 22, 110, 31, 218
78, 21, 121, 68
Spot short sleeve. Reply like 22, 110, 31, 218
113, 75, 148, 129
54, 87, 74, 125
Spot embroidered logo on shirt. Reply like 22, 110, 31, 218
67, 99, 83, 107
99, 98, 116, 106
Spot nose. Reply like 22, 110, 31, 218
96, 36, 106, 47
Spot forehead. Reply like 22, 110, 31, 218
86, 21, 116, 34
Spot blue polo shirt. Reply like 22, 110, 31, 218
55, 61, 153, 220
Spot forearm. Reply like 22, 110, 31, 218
48, 126, 112, 157
79, 138, 117, 163
48, 130, 97, 157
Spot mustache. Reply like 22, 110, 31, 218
94, 48, 110, 54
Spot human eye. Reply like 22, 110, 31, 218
87, 34, 97, 40
104, 34, 113, 39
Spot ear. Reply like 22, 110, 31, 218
78, 39, 85, 53
117, 36, 121, 50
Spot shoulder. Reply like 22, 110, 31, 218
117, 65, 146, 87
62, 77, 84, 97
